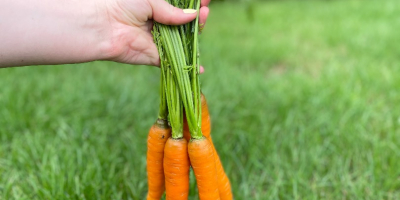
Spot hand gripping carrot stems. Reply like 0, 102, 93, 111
146, 0, 233, 198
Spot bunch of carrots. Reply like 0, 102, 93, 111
145, 0, 232, 199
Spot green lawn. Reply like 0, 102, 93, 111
1, 0, 400, 199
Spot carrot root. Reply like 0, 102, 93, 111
213, 148, 233, 200
164, 137, 190, 200
185, 93, 232, 199
189, 138, 220, 200
146, 120, 171, 200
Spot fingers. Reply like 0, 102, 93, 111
148, 0, 197, 25
202, 0, 211, 7
199, 6, 209, 32
146, 0, 208, 70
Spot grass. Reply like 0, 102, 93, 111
1, 0, 400, 199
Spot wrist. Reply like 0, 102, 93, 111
73, 0, 114, 62
90, 0, 140, 63
0, 0, 115, 67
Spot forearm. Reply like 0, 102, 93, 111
0, 0, 111, 68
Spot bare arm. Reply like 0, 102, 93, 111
0, 0, 111, 67
0, 0, 210, 68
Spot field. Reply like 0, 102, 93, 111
1, 0, 400, 199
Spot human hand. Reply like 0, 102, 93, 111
102, 0, 210, 66
0, 0, 208, 68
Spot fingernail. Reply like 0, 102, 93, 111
183, 9, 197, 14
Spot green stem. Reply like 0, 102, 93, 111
189, 0, 202, 139
189, 0, 195, 9
157, 24, 186, 139
170, 27, 199, 136
165, 67, 183, 138
158, 64, 168, 120
179, 26, 189, 64
160, 25, 197, 134
152, 0, 203, 139
153, 24, 168, 121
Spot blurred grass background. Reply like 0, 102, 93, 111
1, 0, 400, 199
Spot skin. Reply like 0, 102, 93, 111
0, 0, 210, 68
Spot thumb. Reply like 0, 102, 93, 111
148, 0, 197, 25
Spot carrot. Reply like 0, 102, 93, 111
164, 137, 190, 200
146, 119, 171, 200
199, 93, 211, 137
152, 0, 230, 198
160, 52, 190, 199
213, 151, 233, 200
184, 93, 233, 200
188, 137, 220, 200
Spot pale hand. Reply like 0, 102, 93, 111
0, 0, 210, 68
103, 0, 210, 66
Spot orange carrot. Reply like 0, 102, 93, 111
213, 152, 233, 200
164, 137, 190, 200
199, 93, 211, 137
188, 137, 220, 200
184, 93, 233, 200
146, 119, 171, 200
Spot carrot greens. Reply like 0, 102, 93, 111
152, 0, 202, 139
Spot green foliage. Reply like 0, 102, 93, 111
1, 0, 400, 199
